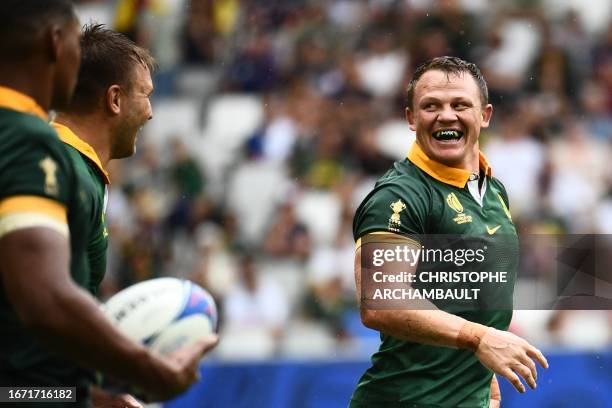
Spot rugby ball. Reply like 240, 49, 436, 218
102, 277, 218, 356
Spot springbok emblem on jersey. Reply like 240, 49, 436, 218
446, 193, 472, 224
39, 156, 58, 196
388, 199, 406, 232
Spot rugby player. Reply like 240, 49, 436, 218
51, 24, 220, 408
352, 56, 548, 407
53, 23, 155, 298
0, 2, 215, 406
53, 22, 153, 408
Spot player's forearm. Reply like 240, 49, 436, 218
361, 308, 469, 348
355, 242, 483, 350
21, 280, 168, 391
0, 229, 167, 392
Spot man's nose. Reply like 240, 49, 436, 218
437, 105, 458, 122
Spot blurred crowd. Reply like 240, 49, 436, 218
73, 0, 612, 358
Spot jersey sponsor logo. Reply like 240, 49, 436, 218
446, 193, 472, 224
39, 156, 59, 196
486, 225, 501, 235
388, 199, 406, 232
497, 193, 512, 221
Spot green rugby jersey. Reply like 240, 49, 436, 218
54, 122, 110, 296
0, 87, 93, 406
351, 142, 518, 408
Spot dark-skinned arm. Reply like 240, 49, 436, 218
0, 227, 217, 401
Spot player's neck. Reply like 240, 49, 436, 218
54, 113, 112, 167
463, 143, 480, 173
443, 147, 480, 173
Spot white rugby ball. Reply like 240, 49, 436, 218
103, 277, 218, 356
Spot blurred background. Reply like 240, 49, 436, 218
74, 0, 611, 406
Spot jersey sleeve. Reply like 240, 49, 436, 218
0, 128, 73, 236
353, 180, 430, 243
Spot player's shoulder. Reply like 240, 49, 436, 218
0, 111, 73, 187
369, 159, 433, 198
354, 160, 431, 220
353, 160, 432, 240
488, 175, 505, 188
61, 142, 88, 167
489, 176, 509, 197
0, 108, 56, 140
0, 109, 66, 157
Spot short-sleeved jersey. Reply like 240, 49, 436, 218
351, 142, 518, 408
54, 123, 110, 296
0, 87, 93, 406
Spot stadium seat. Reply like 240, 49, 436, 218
295, 191, 342, 248
227, 161, 291, 244
148, 97, 202, 147
376, 120, 415, 160
279, 320, 337, 358
216, 324, 276, 360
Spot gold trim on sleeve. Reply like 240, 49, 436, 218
0, 196, 67, 224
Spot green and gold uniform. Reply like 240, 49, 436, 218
53, 123, 110, 296
351, 142, 518, 408
0, 87, 94, 406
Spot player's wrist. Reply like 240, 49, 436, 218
130, 344, 170, 395
456, 321, 488, 351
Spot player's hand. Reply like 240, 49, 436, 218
144, 334, 219, 401
489, 400, 500, 408
475, 328, 548, 393
90, 386, 143, 408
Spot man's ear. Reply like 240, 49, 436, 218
480, 104, 493, 128
106, 85, 121, 114
406, 108, 417, 131
46, 24, 63, 62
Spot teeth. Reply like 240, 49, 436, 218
433, 130, 463, 140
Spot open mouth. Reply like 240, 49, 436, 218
432, 130, 464, 141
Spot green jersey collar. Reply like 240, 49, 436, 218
52, 122, 111, 185
407, 142, 492, 188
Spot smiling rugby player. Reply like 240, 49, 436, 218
351, 56, 548, 408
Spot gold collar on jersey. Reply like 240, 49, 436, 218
52, 122, 111, 185
0, 86, 47, 120
407, 142, 492, 188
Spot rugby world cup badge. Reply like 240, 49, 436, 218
388, 199, 406, 232
447, 193, 472, 224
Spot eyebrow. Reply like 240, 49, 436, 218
420, 96, 472, 103
419, 97, 440, 104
